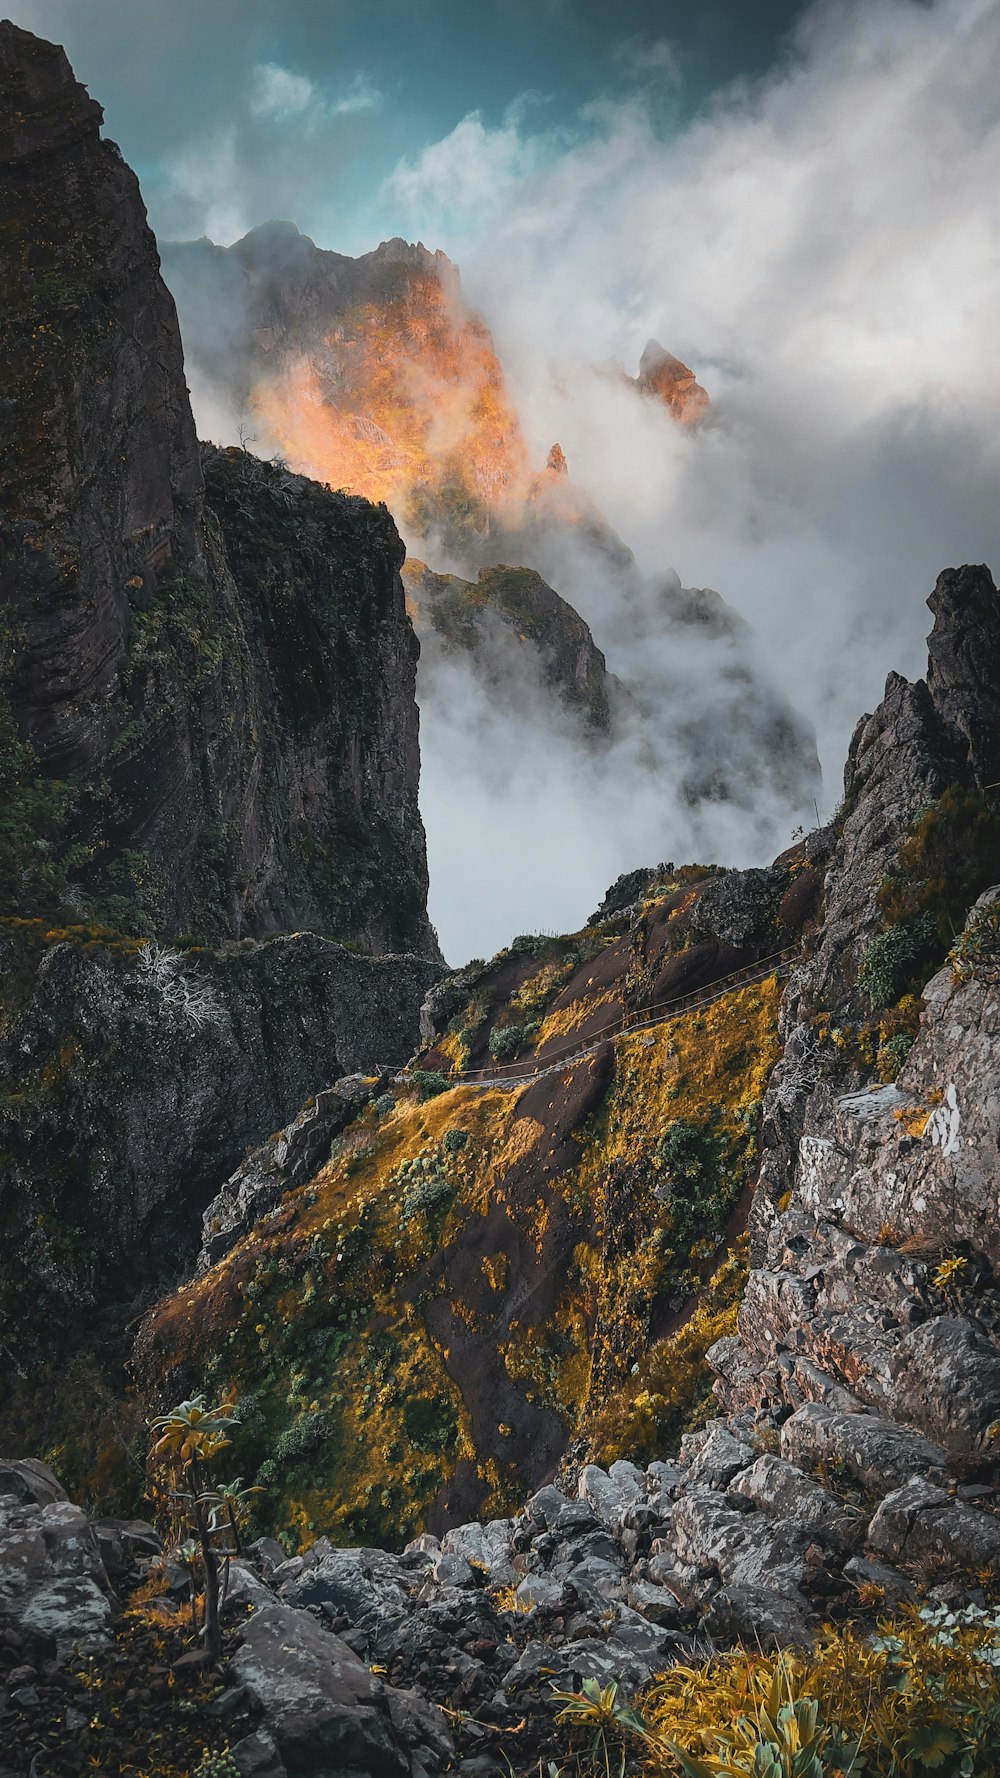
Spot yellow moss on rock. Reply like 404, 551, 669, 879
137, 967, 783, 1547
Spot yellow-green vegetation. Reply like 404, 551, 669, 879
138, 966, 782, 1550
140, 1081, 521, 1546
438, 929, 624, 1072
858, 788, 1000, 1032
950, 894, 1000, 983
804, 789, 1000, 1084
636, 1604, 1000, 1777
573, 975, 780, 1415
535, 987, 620, 1050
147, 1395, 253, 1661
588, 1241, 749, 1466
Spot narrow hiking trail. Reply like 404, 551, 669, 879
426, 946, 798, 1093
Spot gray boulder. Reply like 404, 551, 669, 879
779, 1403, 947, 1491
672, 1488, 812, 1596
280, 1547, 409, 1631
868, 1478, 1000, 1567
730, 1454, 864, 1553
515, 1573, 569, 1613
231, 1603, 448, 1776
686, 1426, 754, 1490
707, 1584, 814, 1650
0, 1460, 66, 1508
577, 1465, 633, 1529
625, 1580, 684, 1627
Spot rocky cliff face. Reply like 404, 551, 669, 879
130, 567, 1000, 1747
4, 22, 1000, 1776
163, 222, 529, 557
163, 224, 822, 865
0, 919, 440, 1335
713, 565, 1000, 1434
630, 339, 711, 427
403, 558, 623, 737
0, 23, 443, 1499
0, 26, 434, 959
134, 851, 823, 1548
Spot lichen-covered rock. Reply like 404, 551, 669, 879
0, 1460, 66, 1509
779, 1403, 947, 1492
199, 1073, 386, 1270
0, 1488, 112, 1649
711, 568, 1000, 1550
868, 1478, 1000, 1568
729, 1455, 864, 1554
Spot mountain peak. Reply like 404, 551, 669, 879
0, 17, 102, 162
635, 337, 711, 425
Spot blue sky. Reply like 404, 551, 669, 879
12, 0, 809, 251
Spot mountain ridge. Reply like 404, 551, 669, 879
2, 22, 1000, 1778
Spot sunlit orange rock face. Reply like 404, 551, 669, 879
632, 338, 711, 427
248, 259, 532, 545
164, 226, 710, 553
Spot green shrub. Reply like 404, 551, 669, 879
407, 1069, 450, 1100
877, 1031, 916, 1081
400, 1170, 453, 1225
858, 915, 939, 1009
273, 1411, 332, 1465
489, 1024, 526, 1061
402, 1392, 457, 1453
950, 896, 1000, 982
878, 785, 1000, 939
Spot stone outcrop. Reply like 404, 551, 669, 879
198, 1072, 389, 1271
0, 25, 435, 958
162, 221, 528, 561
631, 339, 711, 427
0, 22, 445, 1442
10, 1407, 1000, 1775
403, 558, 624, 737
0, 1458, 451, 1778
162, 222, 821, 843
707, 567, 1000, 1521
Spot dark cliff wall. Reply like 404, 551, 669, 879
716, 563, 1000, 1434
0, 920, 441, 1324
201, 447, 431, 951
0, 24, 445, 1460
0, 24, 436, 959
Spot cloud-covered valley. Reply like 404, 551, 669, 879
155, 0, 1000, 961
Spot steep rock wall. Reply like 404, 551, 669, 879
711, 565, 1000, 1462
0, 24, 435, 958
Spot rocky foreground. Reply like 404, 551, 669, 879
3, 1354, 999, 1778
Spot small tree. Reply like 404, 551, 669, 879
148, 1395, 259, 1663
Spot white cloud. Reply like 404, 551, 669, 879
251, 62, 382, 127
165, 0, 1000, 958
162, 128, 249, 245
395, 0, 1000, 756
251, 62, 317, 120
329, 72, 383, 117
380, 0, 1000, 955
384, 101, 561, 232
